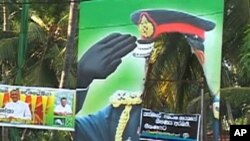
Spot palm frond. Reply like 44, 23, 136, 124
57, 14, 69, 27
28, 22, 47, 44
0, 31, 17, 39
0, 37, 19, 61
45, 44, 65, 79
223, 0, 250, 64
23, 61, 58, 87
238, 24, 250, 86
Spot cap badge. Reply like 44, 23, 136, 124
138, 14, 155, 39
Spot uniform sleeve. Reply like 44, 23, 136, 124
74, 106, 112, 141
75, 88, 88, 114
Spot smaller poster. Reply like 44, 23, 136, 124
0, 84, 75, 131
140, 108, 200, 141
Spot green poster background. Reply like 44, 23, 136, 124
78, 0, 224, 116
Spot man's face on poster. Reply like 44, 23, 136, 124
10, 90, 20, 102
61, 99, 67, 107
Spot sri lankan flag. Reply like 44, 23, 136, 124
2, 92, 10, 107
34, 95, 43, 124
45, 94, 55, 125
25, 94, 32, 111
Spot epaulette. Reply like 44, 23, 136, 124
109, 90, 142, 141
109, 90, 142, 107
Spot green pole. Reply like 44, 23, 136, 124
16, 0, 29, 84
12, 1, 29, 141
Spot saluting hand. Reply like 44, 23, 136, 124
77, 33, 137, 88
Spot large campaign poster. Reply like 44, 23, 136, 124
0, 84, 75, 131
77, 0, 223, 141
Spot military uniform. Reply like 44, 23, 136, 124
75, 90, 142, 141
75, 105, 142, 141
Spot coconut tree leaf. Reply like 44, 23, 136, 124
23, 61, 58, 87
28, 22, 47, 44
0, 37, 19, 61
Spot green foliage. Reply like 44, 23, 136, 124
28, 22, 47, 43
235, 117, 247, 125
0, 37, 19, 61
239, 25, 250, 84
221, 87, 250, 118
30, 0, 69, 25
0, 1, 76, 141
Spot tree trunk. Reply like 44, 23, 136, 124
2, 127, 10, 141
246, 110, 250, 124
2, 1, 10, 140
59, 1, 79, 88
3, 0, 10, 31
226, 100, 235, 125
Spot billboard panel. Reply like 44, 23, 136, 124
76, 0, 224, 140
0, 84, 75, 131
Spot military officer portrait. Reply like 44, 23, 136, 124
75, 9, 216, 141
